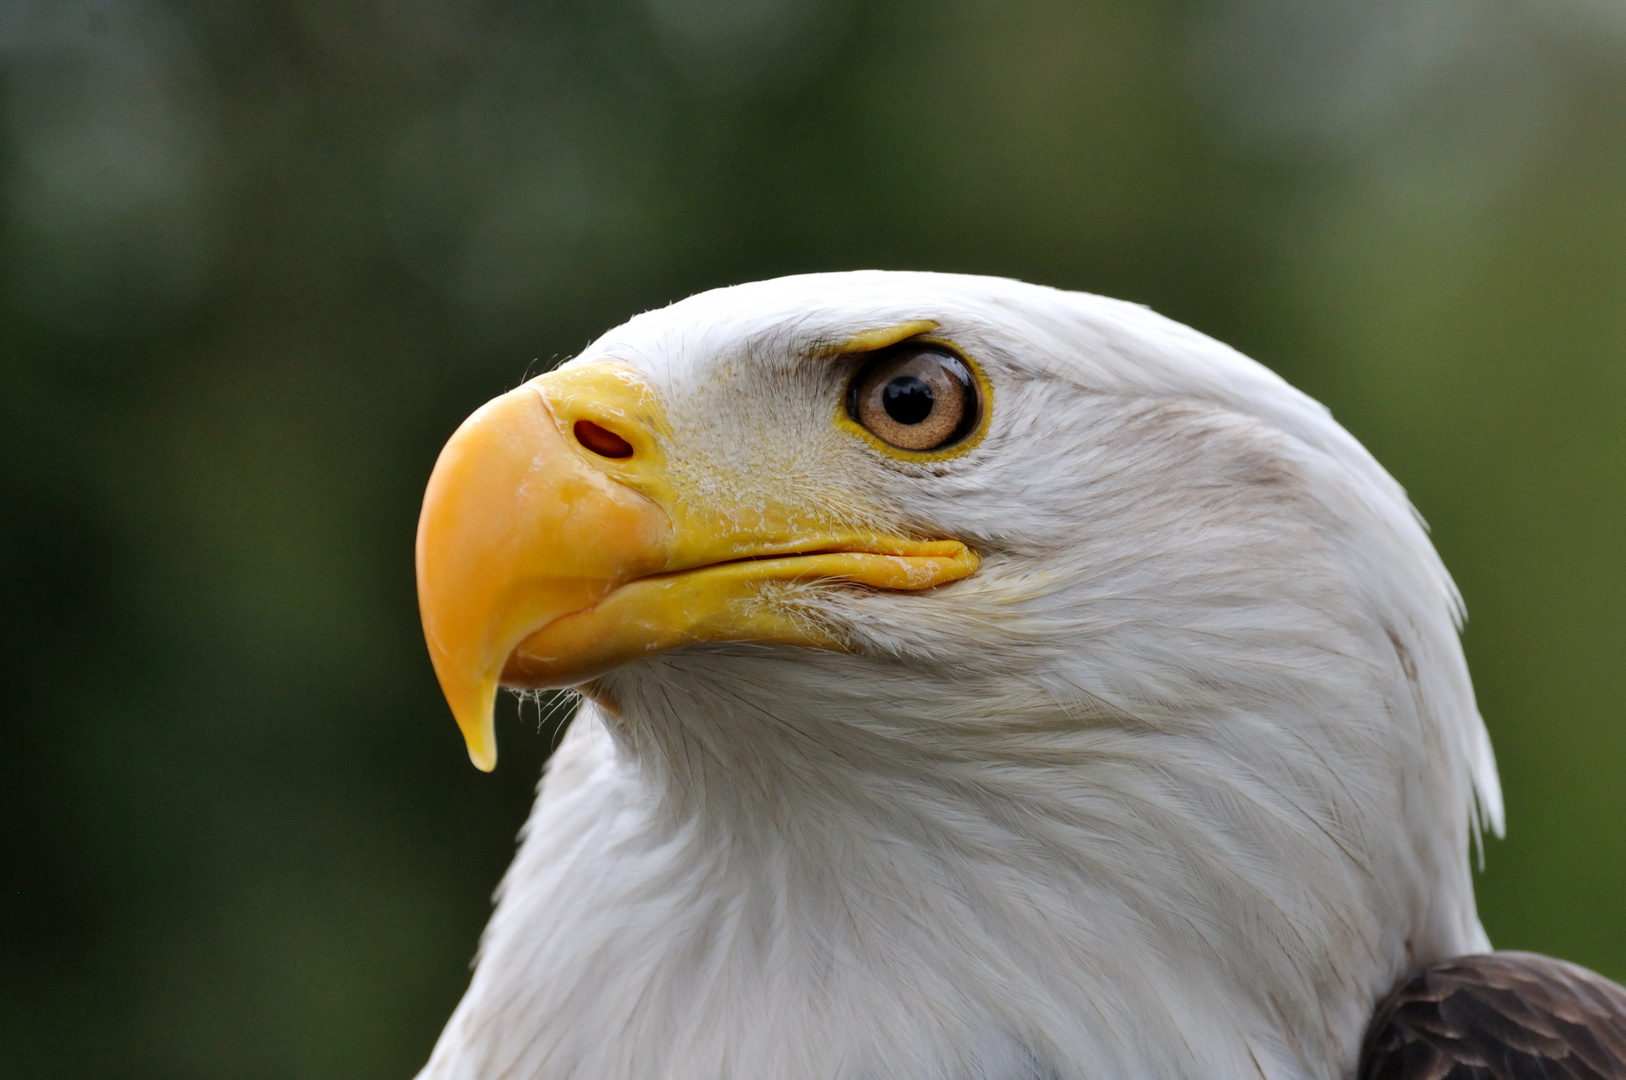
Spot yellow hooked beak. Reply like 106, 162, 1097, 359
415, 362, 978, 771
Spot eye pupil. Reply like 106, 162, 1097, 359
882, 376, 934, 424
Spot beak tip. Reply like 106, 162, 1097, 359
451, 679, 501, 773
466, 741, 497, 772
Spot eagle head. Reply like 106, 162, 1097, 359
413, 272, 1502, 1080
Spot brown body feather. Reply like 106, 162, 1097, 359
1360, 953, 1626, 1080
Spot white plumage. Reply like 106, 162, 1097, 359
417, 271, 1502, 1080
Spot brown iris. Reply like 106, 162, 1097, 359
848, 346, 979, 452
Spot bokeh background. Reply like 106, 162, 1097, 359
2, 0, 1624, 1075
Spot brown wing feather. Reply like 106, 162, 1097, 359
1359, 952, 1626, 1080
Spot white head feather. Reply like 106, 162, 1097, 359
417, 271, 1502, 1080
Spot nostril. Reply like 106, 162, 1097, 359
574, 420, 634, 459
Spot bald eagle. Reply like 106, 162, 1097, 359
413, 272, 1626, 1080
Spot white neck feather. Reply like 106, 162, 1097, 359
420, 629, 1490, 1080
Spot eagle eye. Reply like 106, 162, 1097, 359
848, 346, 979, 452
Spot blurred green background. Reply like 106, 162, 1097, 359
1, 0, 1623, 1076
